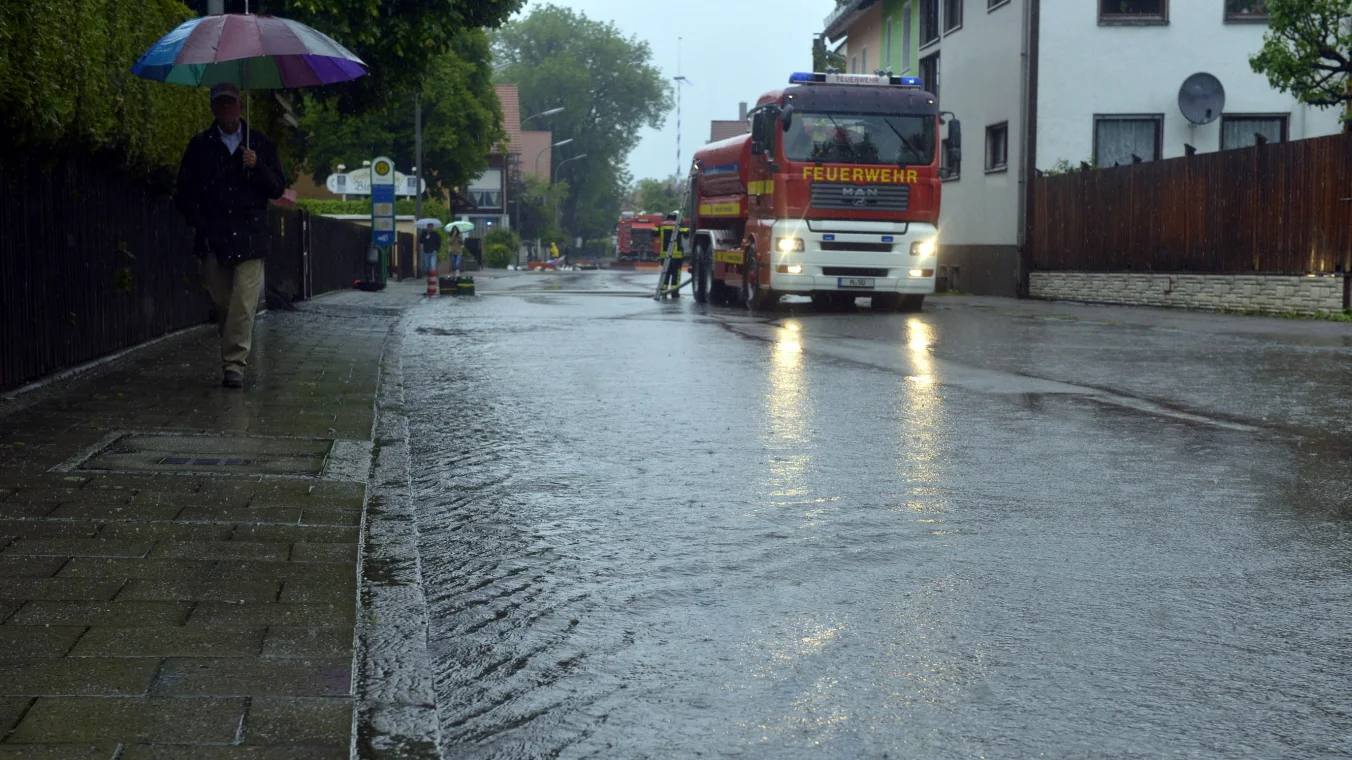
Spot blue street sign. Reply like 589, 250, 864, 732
369, 156, 397, 248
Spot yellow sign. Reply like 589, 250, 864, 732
374, 160, 392, 176
713, 249, 745, 265
699, 202, 741, 217
747, 180, 774, 195
801, 166, 919, 184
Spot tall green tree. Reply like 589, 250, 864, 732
297, 29, 506, 196
514, 175, 570, 244
493, 5, 672, 240
632, 176, 683, 215
1249, 0, 1352, 114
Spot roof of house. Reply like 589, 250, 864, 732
496, 83, 524, 154
823, 0, 877, 42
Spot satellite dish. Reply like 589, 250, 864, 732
1179, 73, 1225, 125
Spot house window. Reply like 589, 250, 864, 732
920, 51, 940, 101
885, 17, 894, 72
1093, 115, 1162, 167
851, 54, 858, 73
985, 122, 1008, 172
920, 0, 940, 46
941, 138, 958, 180
944, 0, 963, 32
1099, 0, 1167, 23
862, 46, 869, 74
1221, 114, 1287, 149
988, 0, 1009, 8
902, 2, 913, 71
1224, 0, 1268, 21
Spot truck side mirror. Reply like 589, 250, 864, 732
948, 118, 962, 151
780, 105, 794, 132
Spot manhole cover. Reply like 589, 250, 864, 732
70, 433, 336, 477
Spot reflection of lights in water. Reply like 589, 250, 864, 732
759, 327, 820, 513
900, 318, 944, 511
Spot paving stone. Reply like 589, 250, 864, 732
0, 658, 160, 696
298, 508, 362, 527
0, 556, 68, 578
3, 490, 130, 507
289, 544, 358, 564
187, 603, 354, 628
7, 696, 247, 744
71, 627, 265, 658
47, 503, 183, 521
211, 561, 354, 585
0, 744, 117, 759
231, 525, 357, 544
177, 507, 301, 525
243, 696, 350, 747
7, 602, 191, 627
0, 521, 101, 540
0, 600, 22, 623
117, 580, 279, 603
99, 524, 234, 542
0, 696, 32, 734
120, 747, 346, 760
55, 557, 216, 581
277, 582, 353, 604
81, 476, 204, 493
151, 542, 289, 562
0, 578, 125, 602
261, 628, 352, 659
0, 503, 59, 519
151, 658, 350, 698
4, 539, 152, 559
0, 627, 88, 658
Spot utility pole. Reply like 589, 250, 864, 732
414, 94, 423, 223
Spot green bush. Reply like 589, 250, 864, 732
0, 0, 207, 174
482, 228, 520, 268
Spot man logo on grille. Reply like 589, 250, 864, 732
841, 186, 879, 198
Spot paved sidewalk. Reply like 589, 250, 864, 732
0, 291, 416, 758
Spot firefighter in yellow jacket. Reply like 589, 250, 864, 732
658, 213, 687, 299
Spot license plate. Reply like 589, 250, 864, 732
838, 277, 875, 289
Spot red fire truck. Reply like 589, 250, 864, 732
686, 71, 961, 310
616, 213, 665, 261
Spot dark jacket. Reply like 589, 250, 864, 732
418, 228, 440, 254
175, 121, 287, 262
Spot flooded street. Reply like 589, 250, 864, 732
401, 271, 1352, 759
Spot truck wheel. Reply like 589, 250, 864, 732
742, 248, 776, 311
900, 295, 925, 312
693, 243, 711, 304
872, 293, 902, 311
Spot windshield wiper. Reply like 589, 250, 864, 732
883, 117, 920, 169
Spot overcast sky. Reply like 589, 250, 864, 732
512, 0, 832, 183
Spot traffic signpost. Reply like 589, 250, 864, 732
369, 156, 396, 284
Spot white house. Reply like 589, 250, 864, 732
912, 0, 1344, 296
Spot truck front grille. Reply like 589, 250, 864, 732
823, 267, 890, 277
820, 242, 894, 253
810, 182, 910, 211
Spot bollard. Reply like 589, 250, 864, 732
426, 272, 438, 297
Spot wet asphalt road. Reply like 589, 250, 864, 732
401, 271, 1352, 759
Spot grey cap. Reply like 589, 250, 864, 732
210, 82, 241, 102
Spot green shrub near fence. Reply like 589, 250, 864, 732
483, 228, 520, 269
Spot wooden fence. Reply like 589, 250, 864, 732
0, 153, 373, 393
1030, 132, 1352, 274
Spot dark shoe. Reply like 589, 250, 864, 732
222, 370, 244, 389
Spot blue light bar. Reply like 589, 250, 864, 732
789, 72, 827, 84
897, 76, 924, 88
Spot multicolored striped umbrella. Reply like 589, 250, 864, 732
130, 14, 367, 89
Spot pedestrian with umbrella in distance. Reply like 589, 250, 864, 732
131, 9, 368, 389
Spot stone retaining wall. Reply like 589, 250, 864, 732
1029, 273, 1346, 316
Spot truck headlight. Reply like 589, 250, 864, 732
911, 240, 936, 257
776, 237, 805, 253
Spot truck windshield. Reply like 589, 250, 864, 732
782, 113, 935, 166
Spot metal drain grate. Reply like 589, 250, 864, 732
158, 457, 251, 467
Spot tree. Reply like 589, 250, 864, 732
297, 29, 506, 195
633, 176, 684, 215
1249, 0, 1352, 114
513, 175, 569, 244
493, 5, 673, 241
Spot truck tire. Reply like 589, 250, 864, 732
900, 295, 925, 312
693, 242, 711, 304
742, 248, 776, 311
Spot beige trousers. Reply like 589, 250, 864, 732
201, 256, 263, 373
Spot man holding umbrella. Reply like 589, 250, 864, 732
175, 82, 287, 389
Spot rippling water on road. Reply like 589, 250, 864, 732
402, 274, 1352, 759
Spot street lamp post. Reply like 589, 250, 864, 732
513, 108, 564, 252
551, 154, 588, 255
521, 106, 565, 127
535, 138, 573, 175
